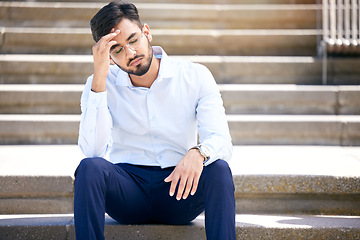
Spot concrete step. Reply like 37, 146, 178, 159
0, 2, 320, 29
0, 145, 359, 215
1, 54, 360, 85
0, 114, 80, 144
1, 114, 360, 145
0, 27, 320, 56
4, 0, 318, 3
0, 213, 359, 240
1, 84, 360, 115
220, 85, 360, 115
0, 84, 83, 114
228, 114, 360, 145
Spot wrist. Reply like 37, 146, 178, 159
188, 145, 210, 163
91, 75, 107, 93
189, 148, 205, 163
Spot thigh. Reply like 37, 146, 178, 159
151, 160, 234, 225
151, 168, 205, 225
105, 163, 153, 224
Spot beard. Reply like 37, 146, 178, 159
115, 39, 153, 77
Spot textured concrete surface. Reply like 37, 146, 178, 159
0, 114, 80, 144
0, 145, 359, 214
1, 114, 360, 145
1, 84, 360, 115
0, 0, 319, 3
0, 214, 359, 240
1, 144, 359, 178
227, 115, 360, 145
0, 2, 319, 29
1, 54, 359, 85
1, 27, 319, 55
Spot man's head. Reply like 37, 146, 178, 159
91, 1, 154, 77
90, 1, 142, 43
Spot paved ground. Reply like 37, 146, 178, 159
1, 213, 359, 228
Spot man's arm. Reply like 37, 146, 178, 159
165, 64, 232, 201
78, 29, 120, 157
195, 64, 233, 166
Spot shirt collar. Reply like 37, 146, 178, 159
114, 46, 175, 87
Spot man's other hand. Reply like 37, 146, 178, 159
91, 28, 120, 92
164, 149, 204, 200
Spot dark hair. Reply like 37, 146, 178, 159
90, 1, 142, 42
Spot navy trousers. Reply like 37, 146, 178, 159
74, 158, 236, 240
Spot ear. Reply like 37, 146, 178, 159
142, 23, 152, 42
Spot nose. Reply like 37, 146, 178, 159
124, 45, 137, 59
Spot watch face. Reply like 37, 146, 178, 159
200, 145, 210, 158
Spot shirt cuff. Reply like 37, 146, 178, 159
87, 90, 108, 109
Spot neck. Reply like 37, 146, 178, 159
129, 55, 160, 88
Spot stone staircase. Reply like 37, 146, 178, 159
0, 0, 360, 239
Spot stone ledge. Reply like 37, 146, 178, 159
1, 114, 360, 145
1, 55, 359, 85
0, 145, 359, 214
1, 84, 360, 115
0, 2, 319, 29
0, 28, 319, 55
0, 214, 359, 240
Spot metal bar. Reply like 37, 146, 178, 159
322, 0, 328, 85
337, 0, 343, 45
352, 0, 357, 44
323, 0, 329, 42
345, 0, 350, 45
330, 0, 337, 44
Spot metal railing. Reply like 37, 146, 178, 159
322, 0, 360, 84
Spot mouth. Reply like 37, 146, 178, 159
129, 57, 143, 67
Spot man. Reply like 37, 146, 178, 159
75, 1, 236, 239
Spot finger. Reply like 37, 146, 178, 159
105, 40, 118, 53
93, 30, 120, 52
169, 174, 180, 197
182, 175, 194, 200
101, 29, 120, 41
176, 177, 187, 201
164, 170, 174, 183
190, 175, 200, 196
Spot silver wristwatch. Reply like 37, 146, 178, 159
189, 145, 210, 162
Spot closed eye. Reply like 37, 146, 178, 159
115, 47, 123, 54
129, 39, 138, 45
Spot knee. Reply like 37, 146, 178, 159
203, 160, 234, 189
74, 157, 108, 179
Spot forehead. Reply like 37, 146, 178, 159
113, 18, 141, 40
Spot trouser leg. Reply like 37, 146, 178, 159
201, 160, 236, 240
74, 157, 110, 240
74, 158, 235, 240
151, 160, 236, 240
74, 158, 152, 240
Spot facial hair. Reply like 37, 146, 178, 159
115, 38, 153, 77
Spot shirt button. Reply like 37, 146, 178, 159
158, 155, 163, 160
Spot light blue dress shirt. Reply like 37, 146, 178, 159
78, 46, 232, 168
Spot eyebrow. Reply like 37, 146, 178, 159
126, 32, 137, 42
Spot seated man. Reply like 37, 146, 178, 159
75, 1, 236, 239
